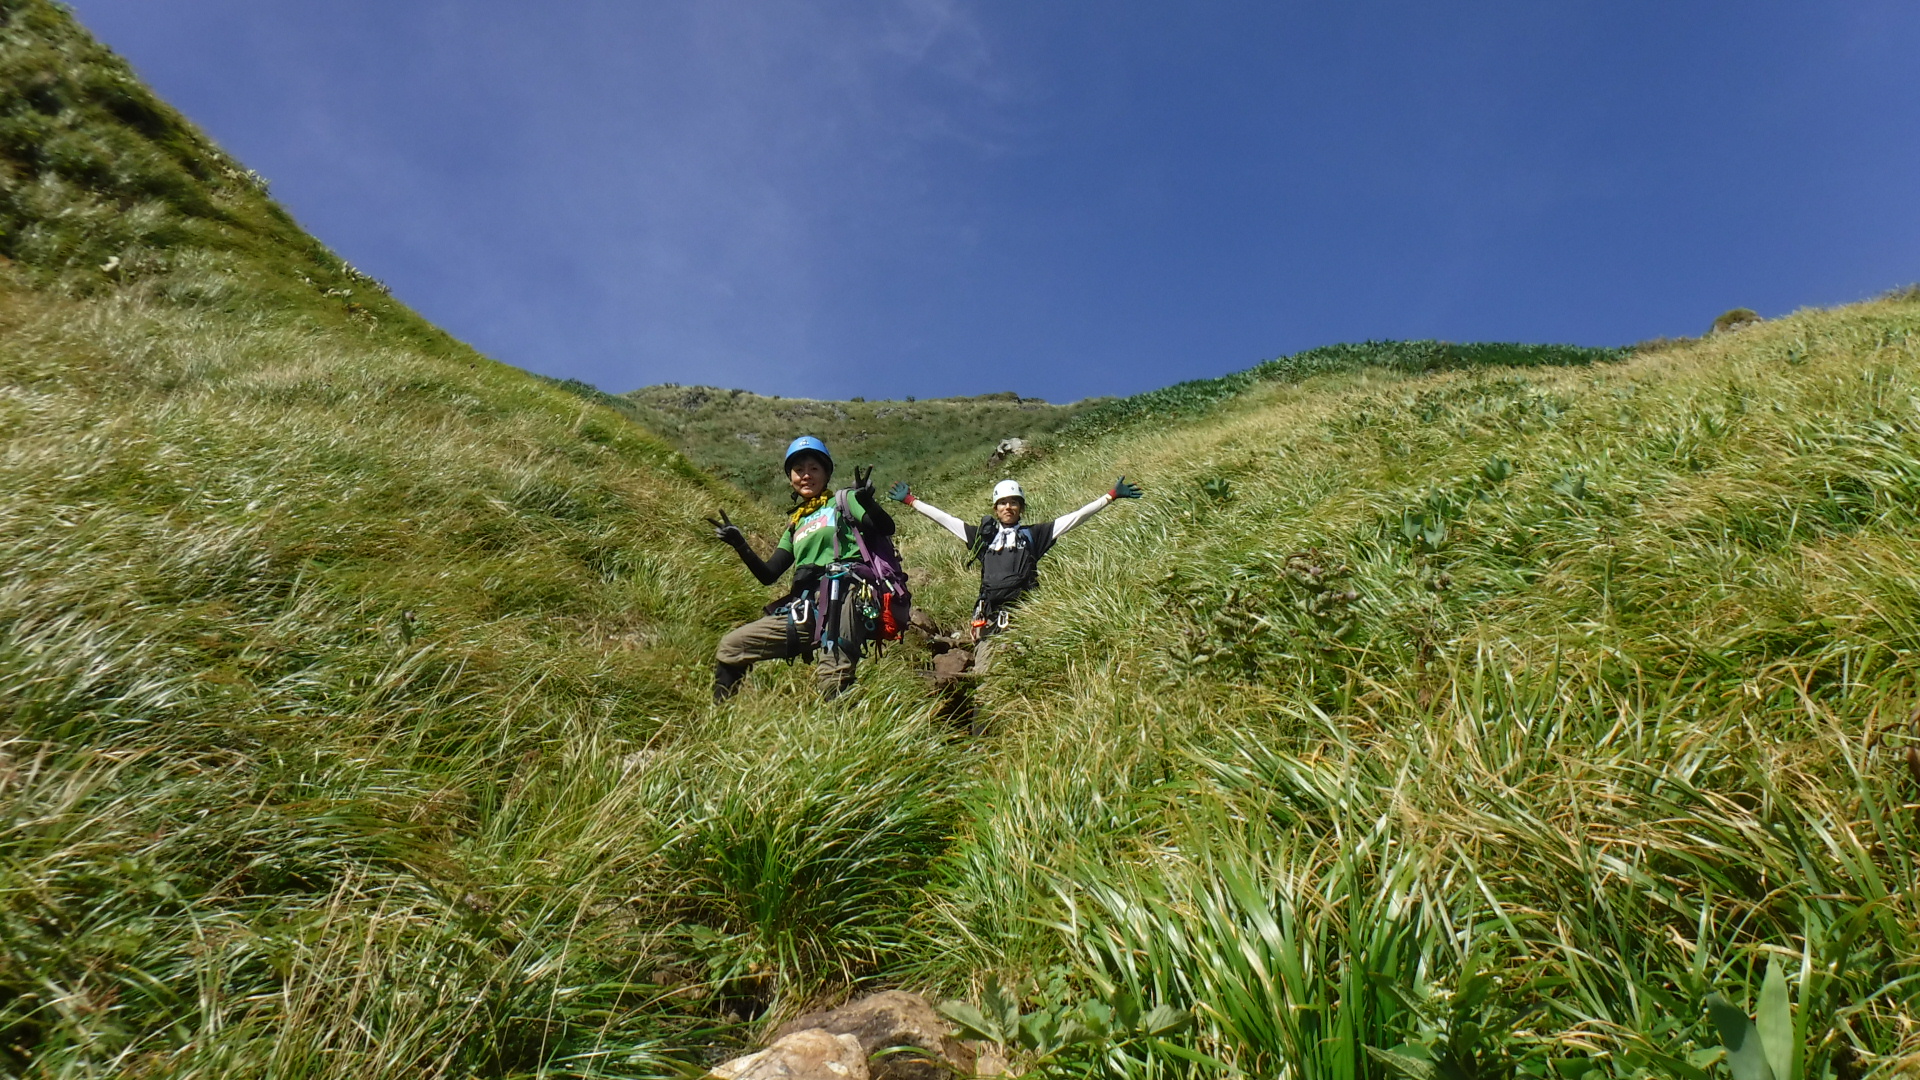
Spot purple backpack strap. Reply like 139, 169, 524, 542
834, 489, 877, 563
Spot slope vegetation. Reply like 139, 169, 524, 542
1050, 337, 1628, 444
892, 292, 1920, 1077
3, 5, 919, 1075
4, 4, 1916, 1078
621, 384, 1097, 504
622, 340, 1624, 510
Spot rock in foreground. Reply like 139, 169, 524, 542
709, 990, 1004, 1080
710, 1029, 869, 1080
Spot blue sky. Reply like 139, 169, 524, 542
68, 1, 1920, 403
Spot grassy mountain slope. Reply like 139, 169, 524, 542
622, 339, 1624, 510
3, 6, 924, 1075
621, 384, 1100, 504
890, 293, 1920, 1077
0, 1, 458, 350
1049, 338, 1630, 445
4, 3, 1917, 1078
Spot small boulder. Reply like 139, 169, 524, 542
710, 1030, 868, 1080
908, 607, 945, 638
773, 991, 975, 1080
987, 438, 1028, 465
929, 648, 974, 688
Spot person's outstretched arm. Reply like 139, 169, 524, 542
1050, 475, 1143, 540
706, 511, 795, 585
889, 481, 970, 542
850, 466, 895, 535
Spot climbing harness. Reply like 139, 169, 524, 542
970, 600, 1012, 643
765, 594, 816, 663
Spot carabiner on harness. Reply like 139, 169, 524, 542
819, 561, 859, 655
780, 595, 816, 662
970, 598, 1013, 643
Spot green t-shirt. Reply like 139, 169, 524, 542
777, 494, 869, 570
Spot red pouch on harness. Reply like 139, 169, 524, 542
880, 591, 903, 641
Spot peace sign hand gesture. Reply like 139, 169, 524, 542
704, 510, 745, 547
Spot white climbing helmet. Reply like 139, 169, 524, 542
991, 479, 1025, 503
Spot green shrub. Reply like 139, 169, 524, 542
650, 701, 964, 990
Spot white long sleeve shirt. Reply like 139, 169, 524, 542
905, 490, 1114, 604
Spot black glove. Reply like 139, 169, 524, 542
851, 468, 895, 535
704, 510, 746, 547
1110, 476, 1142, 500
887, 480, 911, 503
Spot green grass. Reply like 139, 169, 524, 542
642, 697, 966, 986
3, 3, 1917, 1077
0, 4, 840, 1072
619, 342, 1626, 513
1050, 338, 1631, 446
0, 272, 804, 1074
0, 0, 459, 359
620, 385, 1102, 505
894, 296, 1920, 1077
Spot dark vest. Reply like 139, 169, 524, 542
972, 520, 1045, 606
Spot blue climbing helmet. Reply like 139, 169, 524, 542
783, 435, 833, 477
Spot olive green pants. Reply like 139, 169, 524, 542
715, 599, 864, 700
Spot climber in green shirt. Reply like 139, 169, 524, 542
705, 435, 894, 702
